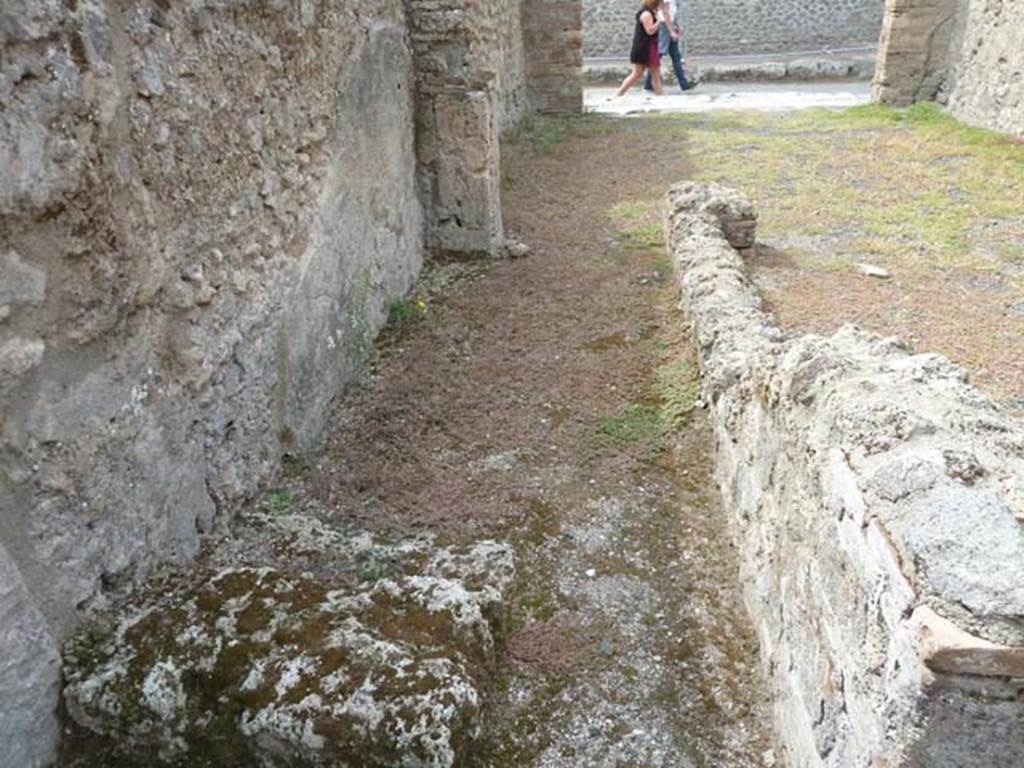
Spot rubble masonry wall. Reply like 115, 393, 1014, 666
0, 0, 550, 764
665, 182, 1024, 767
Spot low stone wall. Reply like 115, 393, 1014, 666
874, 0, 1024, 136
665, 182, 1024, 766
583, 0, 885, 58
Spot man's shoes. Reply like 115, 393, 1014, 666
680, 81, 699, 92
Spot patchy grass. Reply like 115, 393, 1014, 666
608, 197, 665, 252
653, 102, 1024, 409
659, 102, 1024, 272
596, 356, 701, 450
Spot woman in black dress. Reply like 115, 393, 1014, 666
616, 0, 663, 96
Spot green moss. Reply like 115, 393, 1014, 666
597, 403, 663, 446
656, 359, 700, 434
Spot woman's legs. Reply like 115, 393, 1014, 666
649, 65, 663, 94
667, 38, 690, 90
644, 25, 671, 90
616, 64, 647, 96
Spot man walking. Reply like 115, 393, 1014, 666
644, 0, 696, 92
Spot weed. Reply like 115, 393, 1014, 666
597, 403, 663, 446
381, 296, 429, 345
266, 488, 294, 514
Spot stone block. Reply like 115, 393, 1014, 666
63, 525, 515, 767
0, 543, 62, 768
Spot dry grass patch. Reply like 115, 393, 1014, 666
656, 102, 1024, 410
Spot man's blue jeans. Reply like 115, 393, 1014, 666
644, 24, 690, 91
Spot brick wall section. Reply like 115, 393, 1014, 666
523, 0, 584, 115
583, 0, 885, 58
872, 0, 960, 106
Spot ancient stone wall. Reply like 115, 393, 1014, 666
874, 0, 1023, 136
665, 183, 1024, 767
0, 1, 426, 764
523, 0, 584, 115
583, 0, 885, 58
872, 0, 962, 106
944, 0, 1024, 136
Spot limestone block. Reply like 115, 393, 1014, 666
64, 531, 515, 767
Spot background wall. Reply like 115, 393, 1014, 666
944, 0, 1024, 136
874, 0, 1024, 136
583, 0, 885, 58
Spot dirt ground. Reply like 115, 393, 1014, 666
58, 98, 1024, 766
287, 117, 775, 766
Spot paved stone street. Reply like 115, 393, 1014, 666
586, 81, 872, 115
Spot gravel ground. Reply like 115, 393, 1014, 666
297, 117, 775, 766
